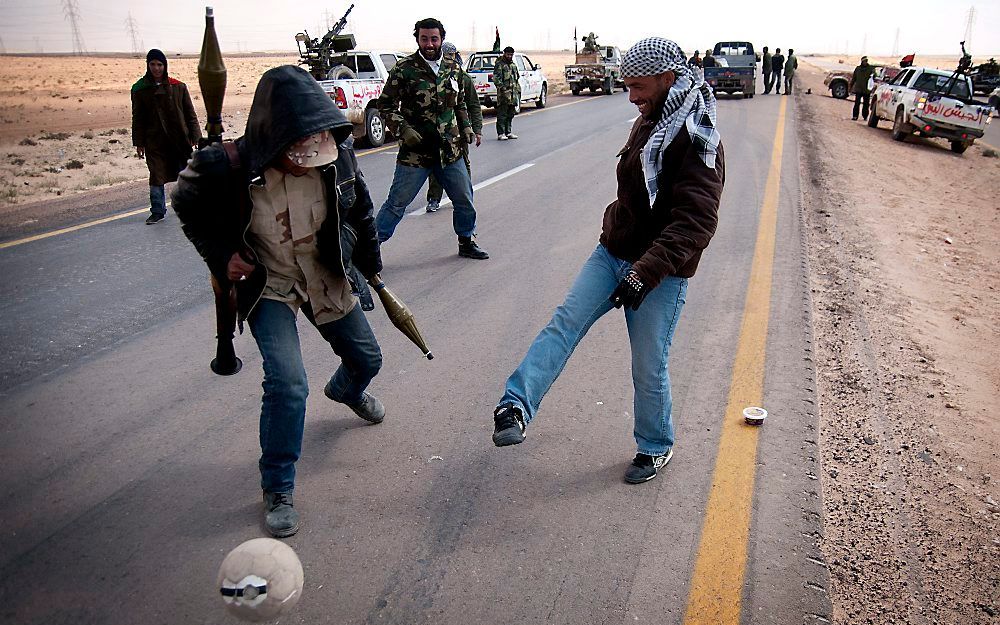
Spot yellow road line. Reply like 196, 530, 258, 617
683, 96, 787, 623
0, 95, 602, 251
0, 206, 155, 250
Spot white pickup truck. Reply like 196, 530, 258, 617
867, 66, 991, 154
465, 51, 548, 112
313, 50, 403, 147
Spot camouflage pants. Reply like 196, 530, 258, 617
496, 102, 516, 136
427, 151, 471, 205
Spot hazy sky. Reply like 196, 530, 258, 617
1, 0, 998, 57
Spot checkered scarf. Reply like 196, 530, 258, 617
622, 37, 720, 205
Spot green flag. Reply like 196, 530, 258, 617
492, 26, 500, 52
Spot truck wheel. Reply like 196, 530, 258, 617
327, 65, 357, 80
950, 141, 969, 154
891, 108, 911, 142
571, 86, 580, 96
604, 77, 614, 94
364, 108, 385, 148
831, 81, 848, 99
867, 106, 880, 128
536, 84, 547, 108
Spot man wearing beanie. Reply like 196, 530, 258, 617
491, 37, 725, 484
131, 49, 201, 224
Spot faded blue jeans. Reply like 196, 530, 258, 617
498, 244, 688, 456
375, 158, 477, 242
248, 298, 382, 494
150, 184, 166, 217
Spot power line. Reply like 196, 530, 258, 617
61, 0, 86, 55
891, 28, 900, 57
125, 11, 141, 57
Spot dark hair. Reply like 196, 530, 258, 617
413, 18, 445, 40
503, 46, 514, 54
788, 48, 794, 54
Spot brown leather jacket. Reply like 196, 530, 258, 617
600, 119, 725, 288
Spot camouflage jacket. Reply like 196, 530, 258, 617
377, 51, 471, 168
494, 58, 521, 103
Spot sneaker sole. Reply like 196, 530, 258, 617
266, 522, 300, 538
624, 449, 673, 484
492, 429, 525, 447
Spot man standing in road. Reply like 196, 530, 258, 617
688, 50, 702, 68
771, 48, 785, 95
426, 42, 482, 213
783, 49, 798, 95
494, 46, 520, 141
172, 66, 386, 537
761, 46, 773, 94
849, 56, 875, 121
375, 18, 489, 260
703, 49, 717, 68
131, 48, 201, 225
490, 37, 725, 484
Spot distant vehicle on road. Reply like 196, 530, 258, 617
466, 51, 548, 112
564, 45, 625, 95
311, 49, 403, 148
989, 87, 1000, 115
867, 66, 992, 154
704, 41, 756, 98
824, 65, 901, 100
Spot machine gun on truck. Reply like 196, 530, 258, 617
294, 4, 356, 80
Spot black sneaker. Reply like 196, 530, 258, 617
492, 404, 526, 446
624, 450, 673, 484
458, 236, 489, 259
262, 491, 299, 537
145, 213, 165, 225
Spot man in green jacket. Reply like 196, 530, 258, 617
848, 56, 876, 121
426, 42, 482, 212
761, 46, 773, 94
494, 46, 520, 140
783, 49, 798, 95
375, 17, 488, 259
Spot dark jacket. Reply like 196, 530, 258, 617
771, 54, 785, 74
762, 51, 772, 75
171, 65, 381, 325
850, 63, 875, 94
131, 75, 201, 186
600, 119, 725, 287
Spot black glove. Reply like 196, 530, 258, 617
609, 271, 649, 311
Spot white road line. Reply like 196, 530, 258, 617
407, 163, 535, 215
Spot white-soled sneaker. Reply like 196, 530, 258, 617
624, 449, 673, 484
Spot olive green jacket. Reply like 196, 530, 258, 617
376, 51, 471, 168
493, 57, 521, 104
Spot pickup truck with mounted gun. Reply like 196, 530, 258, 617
564, 46, 625, 95
867, 65, 992, 154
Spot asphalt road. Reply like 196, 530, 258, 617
0, 91, 832, 624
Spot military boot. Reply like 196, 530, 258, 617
262, 492, 299, 538
458, 236, 489, 260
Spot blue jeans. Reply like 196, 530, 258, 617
248, 298, 382, 494
376, 159, 477, 242
150, 184, 166, 217
499, 244, 688, 456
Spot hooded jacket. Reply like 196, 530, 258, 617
171, 65, 381, 325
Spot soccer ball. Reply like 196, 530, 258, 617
217, 538, 304, 621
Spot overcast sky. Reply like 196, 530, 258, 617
1, 0, 997, 57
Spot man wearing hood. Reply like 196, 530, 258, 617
172, 65, 385, 538
490, 38, 724, 485
131, 48, 201, 224
375, 17, 489, 260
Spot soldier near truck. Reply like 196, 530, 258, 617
849, 56, 876, 121
761, 46, 773, 94
494, 46, 521, 140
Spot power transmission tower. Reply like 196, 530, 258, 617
125, 12, 141, 57
34, 36, 42, 53
471, 22, 477, 51
0, 35, 6, 55
62, 0, 86, 55
964, 6, 976, 50
891, 28, 900, 57
323, 9, 332, 30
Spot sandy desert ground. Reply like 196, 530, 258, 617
0, 51, 574, 209
796, 59, 999, 624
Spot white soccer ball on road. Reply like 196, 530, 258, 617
217, 537, 304, 621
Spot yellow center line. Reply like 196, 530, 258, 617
683, 96, 787, 624
0, 94, 603, 251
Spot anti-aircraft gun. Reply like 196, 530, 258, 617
294, 4, 357, 80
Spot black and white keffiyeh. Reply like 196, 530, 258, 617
622, 37, 720, 205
